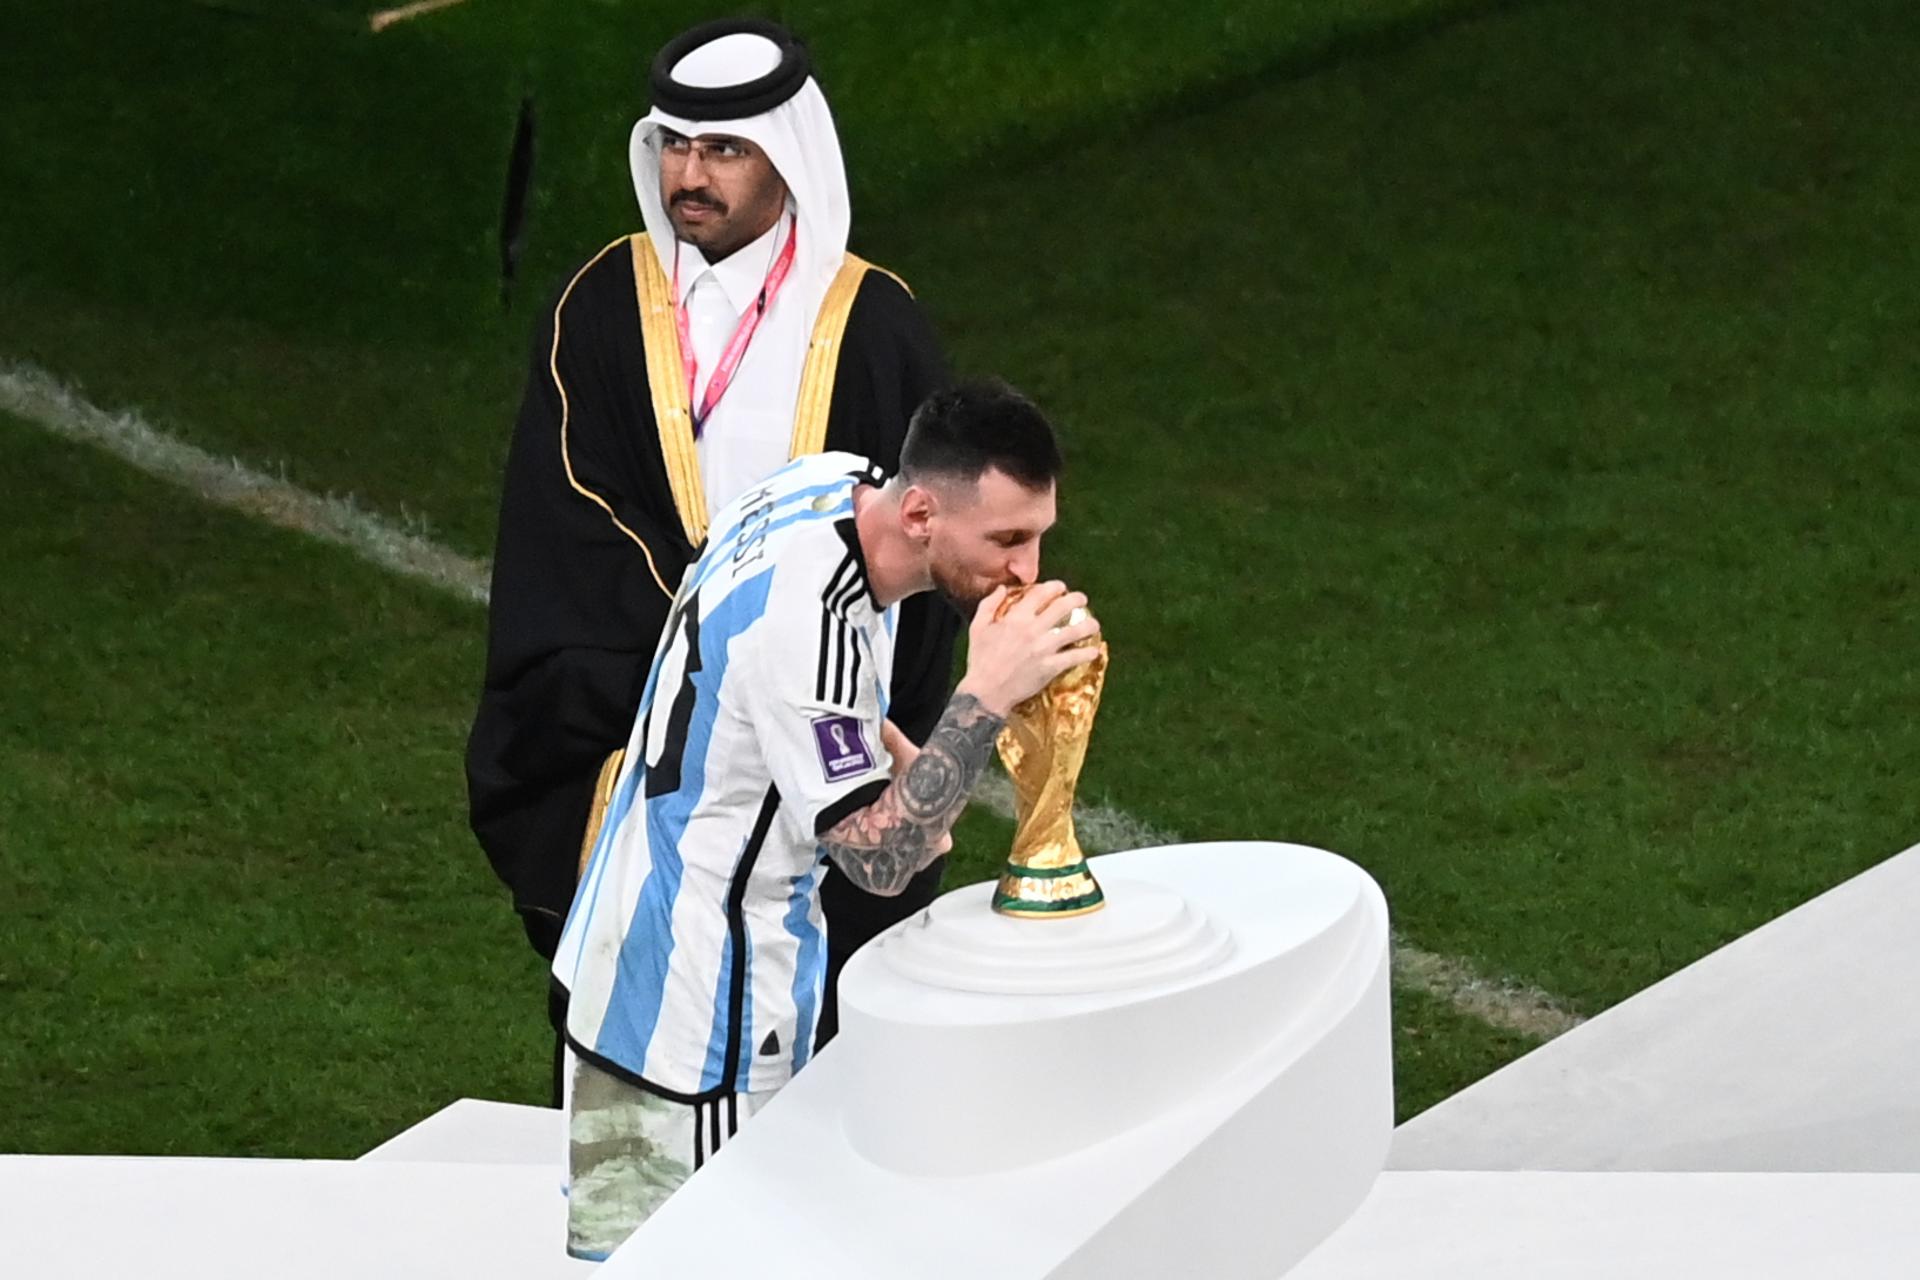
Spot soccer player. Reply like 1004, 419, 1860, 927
551, 381, 1099, 1259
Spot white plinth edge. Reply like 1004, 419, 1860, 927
880, 876, 1234, 994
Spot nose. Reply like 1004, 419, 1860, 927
680, 149, 708, 188
1008, 544, 1040, 585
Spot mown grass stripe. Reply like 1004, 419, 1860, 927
2, 356, 1580, 1042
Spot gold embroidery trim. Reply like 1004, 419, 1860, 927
864, 260, 914, 298
789, 254, 876, 459
626, 241, 914, 532
555, 237, 673, 600
630, 233, 709, 545
577, 748, 627, 879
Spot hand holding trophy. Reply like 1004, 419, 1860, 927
958, 581, 1110, 918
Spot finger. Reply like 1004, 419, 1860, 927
1044, 643, 1103, 674
1030, 610, 1097, 653
1052, 615, 1101, 647
1038, 591, 1090, 630
1019, 580, 1069, 616
975, 585, 1011, 624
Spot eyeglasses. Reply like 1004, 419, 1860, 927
658, 133, 754, 166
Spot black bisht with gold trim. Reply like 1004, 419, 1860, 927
465, 235, 954, 999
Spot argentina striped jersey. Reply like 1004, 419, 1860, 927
553, 452, 900, 1100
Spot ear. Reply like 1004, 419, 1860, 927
898, 484, 938, 543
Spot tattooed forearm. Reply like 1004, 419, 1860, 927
820, 693, 1004, 895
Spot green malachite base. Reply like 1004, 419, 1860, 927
992, 860, 1107, 918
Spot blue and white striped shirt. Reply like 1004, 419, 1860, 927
554, 452, 899, 1099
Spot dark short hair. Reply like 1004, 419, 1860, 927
899, 379, 1063, 492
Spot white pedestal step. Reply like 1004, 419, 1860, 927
1393, 842, 1920, 1173
0, 1154, 593, 1278
1291, 1170, 1920, 1277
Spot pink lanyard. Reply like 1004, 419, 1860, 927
673, 215, 798, 438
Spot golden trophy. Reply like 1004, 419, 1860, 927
992, 591, 1110, 918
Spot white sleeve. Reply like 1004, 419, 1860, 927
741, 606, 893, 837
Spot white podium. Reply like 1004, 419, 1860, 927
1392, 843, 1920, 1174
603, 841, 1393, 1279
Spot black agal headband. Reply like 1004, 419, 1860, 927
648, 18, 813, 121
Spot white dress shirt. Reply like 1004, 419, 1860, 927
673, 214, 807, 514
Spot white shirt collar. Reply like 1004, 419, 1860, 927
673, 212, 791, 313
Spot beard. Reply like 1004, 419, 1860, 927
930, 556, 1005, 614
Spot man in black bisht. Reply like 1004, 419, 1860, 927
466, 18, 957, 1093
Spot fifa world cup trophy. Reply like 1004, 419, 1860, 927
991, 591, 1110, 918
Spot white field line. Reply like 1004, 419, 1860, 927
368, 0, 471, 35
1, 358, 1582, 1043
0, 363, 491, 604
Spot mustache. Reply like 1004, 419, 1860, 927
670, 191, 728, 214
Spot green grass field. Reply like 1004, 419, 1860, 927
0, 410, 1522, 1151
5, 0, 1918, 1153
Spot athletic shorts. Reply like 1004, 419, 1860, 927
565, 1056, 774, 1261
